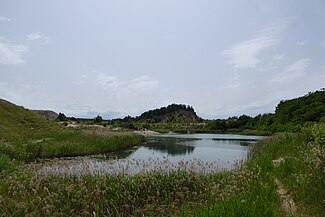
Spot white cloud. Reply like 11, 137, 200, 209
96, 72, 118, 89
296, 41, 306, 46
321, 41, 325, 46
95, 72, 158, 92
0, 38, 28, 64
223, 36, 278, 69
272, 58, 310, 82
0, 16, 10, 22
129, 75, 159, 91
222, 22, 287, 70
0, 34, 50, 65
26, 33, 50, 44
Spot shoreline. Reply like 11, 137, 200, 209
133, 130, 160, 136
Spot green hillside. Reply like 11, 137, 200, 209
274, 90, 325, 124
255, 89, 325, 131
0, 99, 62, 141
207, 89, 325, 133
0, 99, 143, 164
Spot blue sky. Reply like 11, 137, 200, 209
0, 0, 324, 119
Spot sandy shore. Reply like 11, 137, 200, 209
133, 130, 160, 136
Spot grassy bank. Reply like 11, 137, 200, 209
0, 99, 144, 168
152, 127, 271, 136
247, 124, 325, 216
0, 127, 144, 163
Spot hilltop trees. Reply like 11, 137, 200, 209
136, 104, 199, 123
56, 113, 67, 121
206, 89, 325, 132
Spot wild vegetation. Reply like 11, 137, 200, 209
1, 123, 323, 216
136, 104, 200, 123
206, 89, 325, 133
0, 90, 325, 216
0, 99, 144, 168
83, 89, 324, 135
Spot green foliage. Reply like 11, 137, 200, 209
275, 90, 325, 124
56, 112, 67, 121
94, 115, 103, 123
0, 99, 144, 161
136, 104, 199, 123
0, 154, 15, 172
250, 124, 325, 216
206, 89, 325, 133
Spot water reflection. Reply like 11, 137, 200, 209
239, 141, 255, 146
30, 134, 263, 176
146, 139, 195, 156
93, 146, 140, 161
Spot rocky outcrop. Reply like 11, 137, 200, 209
136, 104, 200, 123
32, 110, 58, 120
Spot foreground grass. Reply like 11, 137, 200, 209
248, 124, 325, 216
0, 163, 284, 216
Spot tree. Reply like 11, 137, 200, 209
57, 113, 67, 121
94, 115, 103, 123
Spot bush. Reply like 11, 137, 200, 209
94, 115, 103, 123
0, 154, 13, 172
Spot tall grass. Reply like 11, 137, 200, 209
248, 124, 325, 216
0, 164, 285, 216
0, 99, 144, 162
0, 128, 144, 162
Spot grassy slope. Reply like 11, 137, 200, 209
0, 99, 61, 141
0, 99, 144, 164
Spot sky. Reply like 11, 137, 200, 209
0, 0, 325, 119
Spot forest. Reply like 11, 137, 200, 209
208, 89, 325, 133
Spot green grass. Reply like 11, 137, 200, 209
0, 99, 144, 162
1, 125, 323, 216
248, 125, 325, 216
0, 164, 284, 216
0, 154, 16, 173
240, 129, 272, 136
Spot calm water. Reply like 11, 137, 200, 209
34, 134, 263, 176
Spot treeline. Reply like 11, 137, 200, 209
55, 89, 325, 133
208, 89, 325, 132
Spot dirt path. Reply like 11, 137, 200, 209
274, 178, 297, 216
272, 157, 298, 216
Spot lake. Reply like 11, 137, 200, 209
32, 134, 263, 176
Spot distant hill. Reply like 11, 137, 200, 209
136, 104, 200, 123
274, 89, 325, 124
32, 110, 58, 120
